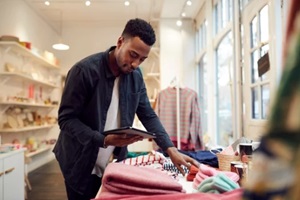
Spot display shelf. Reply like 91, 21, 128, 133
140, 48, 160, 107
25, 145, 53, 158
144, 72, 160, 84
0, 72, 58, 88
0, 101, 58, 108
0, 124, 56, 133
0, 40, 60, 173
146, 72, 160, 77
0, 41, 59, 69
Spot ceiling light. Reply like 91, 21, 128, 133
124, 1, 130, 6
52, 11, 70, 51
181, 12, 186, 17
52, 43, 70, 51
85, 1, 91, 6
176, 20, 182, 27
186, 0, 192, 6
44, 1, 50, 6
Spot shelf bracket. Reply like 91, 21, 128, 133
0, 77, 10, 86
153, 77, 160, 84
3, 46, 12, 54
0, 105, 9, 115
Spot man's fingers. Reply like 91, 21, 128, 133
176, 164, 186, 176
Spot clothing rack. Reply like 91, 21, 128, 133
170, 77, 181, 150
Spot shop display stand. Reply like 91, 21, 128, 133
0, 41, 61, 172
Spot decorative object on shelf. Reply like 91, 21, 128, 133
4, 62, 16, 72
0, 35, 19, 42
19, 41, 31, 50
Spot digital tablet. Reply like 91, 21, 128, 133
103, 126, 156, 139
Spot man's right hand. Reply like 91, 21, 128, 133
104, 133, 144, 147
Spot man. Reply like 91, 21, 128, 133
53, 18, 199, 200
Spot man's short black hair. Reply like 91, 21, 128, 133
122, 18, 156, 46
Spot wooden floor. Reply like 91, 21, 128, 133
27, 159, 68, 200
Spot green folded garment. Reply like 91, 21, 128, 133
197, 173, 240, 193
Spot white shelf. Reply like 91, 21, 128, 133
0, 101, 58, 108
0, 41, 59, 70
0, 40, 60, 174
0, 124, 56, 133
146, 72, 160, 77
25, 145, 53, 158
0, 72, 58, 88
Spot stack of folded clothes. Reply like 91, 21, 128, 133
193, 164, 240, 193
95, 162, 185, 198
196, 173, 240, 193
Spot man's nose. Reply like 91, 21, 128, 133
131, 60, 140, 69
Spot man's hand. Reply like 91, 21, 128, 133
104, 133, 144, 147
166, 147, 200, 176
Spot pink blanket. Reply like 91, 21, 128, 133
95, 188, 243, 200
98, 163, 185, 196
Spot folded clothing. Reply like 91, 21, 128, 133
186, 165, 199, 181
100, 163, 185, 196
197, 173, 240, 193
193, 164, 240, 189
179, 149, 220, 168
199, 164, 239, 182
94, 188, 243, 200
121, 150, 167, 166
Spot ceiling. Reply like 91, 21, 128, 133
23, 0, 204, 33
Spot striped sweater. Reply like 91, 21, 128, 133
155, 87, 203, 151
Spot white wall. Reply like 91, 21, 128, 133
0, 0, 58, 55
160, 19, 197, 91
54, 21, 125, 75
0, 0, 61, 172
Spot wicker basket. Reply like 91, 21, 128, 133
216, 153, 240, 171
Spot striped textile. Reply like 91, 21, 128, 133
155, 87, 203, 151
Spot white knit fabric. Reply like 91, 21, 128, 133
92, 77, 120, 177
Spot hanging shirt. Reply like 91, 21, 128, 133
155, 87, 203, 151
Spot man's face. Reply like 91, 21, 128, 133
115, 36, 151, 74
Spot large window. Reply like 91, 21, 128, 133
214, 0, 233, 34
197, 20, 208, 140
198, 55, 208, 136
249, 5, 270, 119
198, 21, 207, 52
216, 32, 233, 146
195, 0, 282, 145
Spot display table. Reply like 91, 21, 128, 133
177, 175, 195, 193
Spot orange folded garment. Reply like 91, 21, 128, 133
186, 165, 199, 181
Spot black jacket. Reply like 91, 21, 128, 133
53, 46, 174, 194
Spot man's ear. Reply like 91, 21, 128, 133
117, 36, 124, 47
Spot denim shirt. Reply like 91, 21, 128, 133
53, 46, 174, 194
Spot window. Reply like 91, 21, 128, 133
249, 5, 270, 119
199, 55, 208, 136
198, 21, 207, 52
216, 32, 233, 146
214, 0, 233, 34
